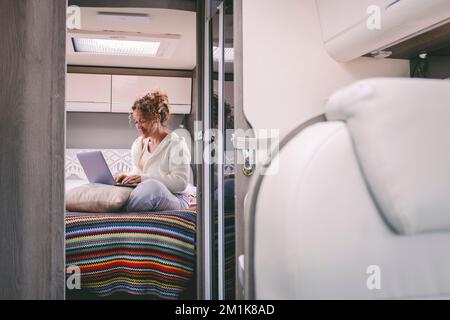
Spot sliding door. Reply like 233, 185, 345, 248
202, 0, 235, 300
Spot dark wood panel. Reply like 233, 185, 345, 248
68, 0, 196, 11
366, 22, 450, 59
67, 65, 193, 78
0, 0, 65, 299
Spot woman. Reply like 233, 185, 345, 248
114, 90, 191, 211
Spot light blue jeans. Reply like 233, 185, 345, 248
125, 179, 190, 212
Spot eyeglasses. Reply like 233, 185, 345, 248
133, 118, 160, 129
134, 119, 149, 126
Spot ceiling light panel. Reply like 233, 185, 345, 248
72, 38, 160, 56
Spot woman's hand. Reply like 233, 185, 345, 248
113, 173, 127, 183
121, 174, 142, 184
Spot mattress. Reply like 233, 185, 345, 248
63, 178, 238, 299
65, 208, 196, 299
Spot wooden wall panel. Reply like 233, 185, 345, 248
0, 0, 65, 299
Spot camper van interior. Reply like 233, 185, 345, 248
64, 2, 200, 300
1, 0, 450, 301
64, 0, 237, 300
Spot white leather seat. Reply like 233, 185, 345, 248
246, 78, 450, 299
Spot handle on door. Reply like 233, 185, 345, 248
242, 149, 256, 176
232, 133, 257, 176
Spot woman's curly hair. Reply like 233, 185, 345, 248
128, 89, 171, 126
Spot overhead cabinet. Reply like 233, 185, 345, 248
66, 73, 192, 114
66, 73, 112, 112
111, 75, 192, 114
316, 0, 450, 62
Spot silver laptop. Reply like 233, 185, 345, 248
76, 151, 137, 188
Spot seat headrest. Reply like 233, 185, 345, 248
326, 78, 450, 235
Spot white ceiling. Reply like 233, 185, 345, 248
66, 7, 196, 70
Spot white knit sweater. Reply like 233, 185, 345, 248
130, 132, 191, 193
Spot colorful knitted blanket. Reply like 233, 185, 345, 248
65, 209, 196, 299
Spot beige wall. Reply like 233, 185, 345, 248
242, 0, 410, 138
66, 112, 184, 149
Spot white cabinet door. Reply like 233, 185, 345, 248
111, 75, 192, 114
66, 73, 111, 112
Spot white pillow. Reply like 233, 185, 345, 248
65, 179, 89, 192
66, 183, 132, 212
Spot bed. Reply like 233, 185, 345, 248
65, 149, 197, 299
